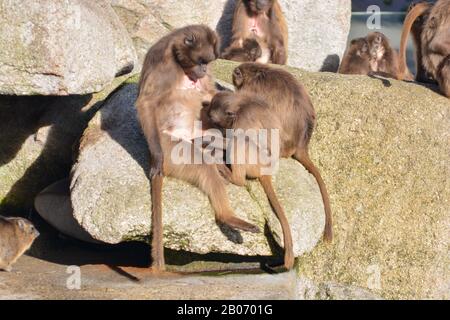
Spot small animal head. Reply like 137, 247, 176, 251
366, 32, 389, 59
350, 37, 370, 58
207, 92, 241, 129
243, 0, 275, 14
172, 25, 220, 81
242, 38, 262, 61
232, 62, 269, 89
8, 217, 40, 240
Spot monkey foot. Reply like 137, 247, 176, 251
219, 216, 260, 234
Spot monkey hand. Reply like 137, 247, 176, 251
271, 46, 287, 65
217, 163, 233, 184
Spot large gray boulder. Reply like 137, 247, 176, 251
111, 0, 351, 71
0, 0, 137, 95
69, 81, 326, 257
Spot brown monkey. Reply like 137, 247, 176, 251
231, 63, 333, 242
222, 38, 262, 62
207, 91, 294, 269
0, 216, 39, 272
339, 38, 372, 75
399, 1, 433, 82
437, 55, 450, 97
136, 25, 259, 271
222, 0, 288, 64
399, 0, 450, 97
366, 32, 412, 80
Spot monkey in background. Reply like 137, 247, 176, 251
206, 91, 294, 269
0, 216, 39, 272
221, 38, 262, 62
231, 63, 333, 242
339, 38, 372, 75
136, 25, 259, 272
222, 0, 288, 64
399, 0, 450, 97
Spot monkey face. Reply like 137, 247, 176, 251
350, 38, 370, 58
173, 26, 220, 82
242, 38, 262, 61
244, 0, 275, 14
207, 92, 239, 129
366, 32, 388, 60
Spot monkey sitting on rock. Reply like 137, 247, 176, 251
0, 216, 39, 272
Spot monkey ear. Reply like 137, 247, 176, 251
226, 111, 236, 121
184, 34, 196, 47
16, 219, 26, 231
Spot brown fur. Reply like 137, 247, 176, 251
222, 0, 288, 64
207, 91, 294, 269
399, 1, 433, 82
231, 63, 333, 242
399, 0, 450, 97
366, 32, 411, 80
136, 25, 259, 271
221, 38, 262, 62
339, 38, 371, 75
0, 216, 39, 272
437, 55, 450, 97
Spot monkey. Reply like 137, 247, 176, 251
399, 1, 434, 82
221, 38, 262, 62
399, 0, 450, 97
230, 62, 333, 242
365, 32, 413, 80
206, 91, 294, 269
0, 216, 39, 272
136, 25, 259, 271
222, 0, 288, 64
338, 38, 372, 75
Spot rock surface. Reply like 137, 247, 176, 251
70, 81, 326, 257
211, 61, 450, 300
110, 0, 351, 71
0, 75, 131, 213
0, 0, 136, 95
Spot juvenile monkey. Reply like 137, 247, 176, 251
222, 0, 288, 64
207, 91, 294, 269
339, 38, 372, 75
231, 63, 333, 242
366, 32, 411, 80
0, 216, 39, 272
221, 38, 262, 62
136, 25, 259, 271
399, 0, 450, 97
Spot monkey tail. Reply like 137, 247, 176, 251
399, 2, 431, 80
259, 176, 294, 269
151, 174, 165, 270
294, 149, 332, 242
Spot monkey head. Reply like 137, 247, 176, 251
207, 92, 241, 129
242, 38, 263, 61
366, 32, 390, 60
350, 37, 370, 58
172, 25, 220, 82
243, 0, 275, 15
232, 62, 268, 89
8, 217, 40, 242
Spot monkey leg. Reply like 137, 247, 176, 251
166, 161, 260, 234
293, 148, 333, 242
259, 175, 294, 269
150, 174, 165, 271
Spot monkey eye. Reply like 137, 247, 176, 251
226, 111, 236, 118
233, 68, 242, 77
184, 34, 196, 47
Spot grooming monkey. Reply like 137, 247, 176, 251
339, 38, 372, 75
0, 216, 39, 272
136, 25, 259, 271
399, 0, 450, 97
230, 63, 333, 242
222, 0, 288, 64
207, 91, 294, 269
